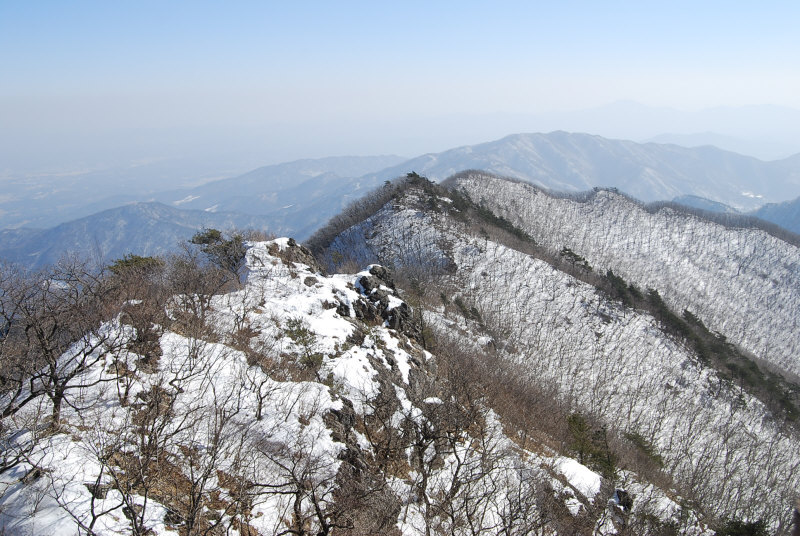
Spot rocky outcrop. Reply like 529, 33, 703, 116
355, 265, 421, 341
268, 237, 325, 274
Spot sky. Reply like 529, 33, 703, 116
2, 1, 800, 172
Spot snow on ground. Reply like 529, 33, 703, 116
334, 185, 800, 529
555, 457, 602, 501
454, 174, 800, 376
0, 237, 715, 535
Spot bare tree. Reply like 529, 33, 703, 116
0, 260, 125, 428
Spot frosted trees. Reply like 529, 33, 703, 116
452, 173, 800, 377
329, 179, 800, 531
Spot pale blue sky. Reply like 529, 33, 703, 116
2, 1, 799, 169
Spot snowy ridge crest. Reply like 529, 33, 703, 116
323, 180, 800, 532
0, 239, 708, 535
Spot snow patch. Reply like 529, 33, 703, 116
173, 194, 199, 205
556, 458, 603, 501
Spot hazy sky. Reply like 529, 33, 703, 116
2, 1, 800, 170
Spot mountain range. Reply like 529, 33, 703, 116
3, 132, 800, 269
156, 131, 800, 215
3, 168, 800, 533
445, 172, 800, 377
361, 132, 800, 210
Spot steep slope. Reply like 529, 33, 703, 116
449, 172, 800, 379
0, 202, 276, 268
0, 239, 711, 535
318, 178, 800, 531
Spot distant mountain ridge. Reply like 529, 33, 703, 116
752, 195, 800, 234
671, 194, 739, 214
153, 132, 800, 219
669, 193, 800, 235
5, 132, 800, 268
152, 155, 407, 215
362, 132, 800, 211
0, 202, 277, 268
646, 131, 800, 161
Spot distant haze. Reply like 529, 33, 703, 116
2, 3, 800, 177
3, 104, 800, 179
5, 133, 800, 270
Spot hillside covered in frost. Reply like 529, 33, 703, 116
447, 172, 800, 379
312, 175, 800, 534
1, 237, 719, 535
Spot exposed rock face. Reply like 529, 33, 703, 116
355, 265, 421, 340
265, 241, 419, 339
364, 265, 395, 288
325, 397, 356, 444
613, 489, 633, 511
268, 237, 325, 273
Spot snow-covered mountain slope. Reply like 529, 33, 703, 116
448, 172, 800, 379
321, 180, 800, 532
0, 239, 711, 535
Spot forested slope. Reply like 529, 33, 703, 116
318, 177, 800, 532
448, 172, 800, 378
